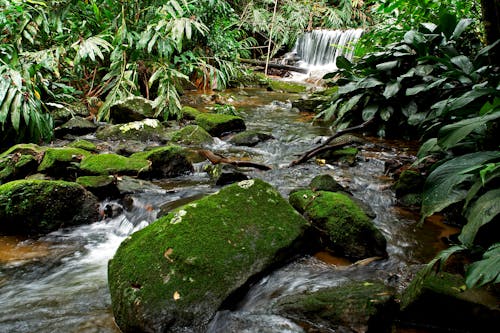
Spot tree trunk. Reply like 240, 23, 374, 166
480, 0, 500, 64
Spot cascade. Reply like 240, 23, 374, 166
290, 28, 363, 72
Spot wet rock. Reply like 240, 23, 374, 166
180, 106, 202, 120
54, 116, 97, 138
130, 145, 193, 178
116, 176, 164, 195
96, 119, 170, 142
204, 164, 249, 186
309, 174, 346, 192
228, 130, 274, 147
195, 113, 246, 137
37, 147, 91, 179
0, 179, 99, 234
171, 125, 214, 147
110, 96, 156, 123
268, 79, 307, 93
289, 190, 387, 260
0, 153, 38, 185
50, 102, 89, 126
76, 175, 119, 199
80, 153, 151, 176
318, 147, 359, 166
273, 280, 397, 333
0, 143, 45, 159
392, 169, 425, 207
400, 271, 500, 332
108, 179, 309, 333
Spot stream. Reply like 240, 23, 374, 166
0, 88, 452, 332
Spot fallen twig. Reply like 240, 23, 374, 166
198, 150, 272, 171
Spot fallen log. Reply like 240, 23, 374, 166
198, 150, 272, 171
239, 58, 309, 74
289, 118, 374, 166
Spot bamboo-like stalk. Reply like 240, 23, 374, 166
265, 0, 279, 75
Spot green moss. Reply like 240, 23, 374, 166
309, 174, 344, 192
393, 169, 425, 197
181, 106, 202, 120
108, 179, 309, 332
274, 280, 395, 332
0, 179, 98, 234
37, 147, 91, 172
76, 175, 115, 188
0, 143, 45, 159
80, 153, 150, 175
67, 139, 98, 152
95, 119, 169, 142
171, 125, 213, 146
268, 79, 307, 93
195, 112, 246, 136
289, 190, 387, 259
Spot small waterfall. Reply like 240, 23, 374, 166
291, 28, 363, 73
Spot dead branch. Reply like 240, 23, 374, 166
289, 118, 374, 166
198, 150, 272, 171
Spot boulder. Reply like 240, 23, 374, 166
79, 153, 151, 176
37, 147, 91, 178
180, 106, 202, 120
268, 79, 307, 93
400, 271, 500, 332
0, 153, 38, 184
108, 179, 309, 333
289, 190, 387, 260
170, 125, 214, 147
76, 175, 119, 199
96, 119, 170, 142
273, 280, 397, 333
130, 145, 193, 178
309, 174, 345, 192
228, 130, 274, 147
54, 116, 97, 138
0, 179, 100, 234
195, 113, 246, 137
392, 169, 425, 207
318, 147, 359, 165
67, 139, 99, 152
110, 96, 156, 123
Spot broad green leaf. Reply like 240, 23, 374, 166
376, 60, 398, 71
438, 112, 500, 150
466, 243, 500, 288
406, 84, 428, 96
421, 151, 500, 221
380, 106, 393, 121
452, 19, 472, 40
362, 105, 378, 121
338, 81, 359, 95
337, 94, 363, 120
357, 77, 383, 89
416, 138, 440, 159
336, 56, 352, 70
451, 55, 473, 75
10, 92, 22, 131
383, 81, 401, 99
0, 79, 10, 107
459, 189, 500, 246
402, 101, 418, 117
474, 40, 500, 62
421, 22, 437, 33
0, 87, 16, 125
439, 12, 458, 39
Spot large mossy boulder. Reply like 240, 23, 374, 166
0, 153, 38, 184
399, 271, 500, 332
289, 190, 387, 260
170, 125, 214, 146
54, 116, 97, 138
273, 280, 397, 333
96, 119, 170, 142
110, 96, 156, 123
130, 145, 193, 178
80, 153, 151, 176
268, 79, 307, 93
108, 179, 310, 333
0, 180, 99, 234
195, 113, 246, 137
37, 147, 92, 177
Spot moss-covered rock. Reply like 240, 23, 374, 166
0, 143, 45, 159
319, 147, 359, 165
273, 280, 397, 333
180, 106, 202, 120
110, 96, 156, 123
76, 175, 119, 199
400, 271, 500, 332
67, 139, 99, 152
289, 190, 387, 260
228, 130, 274, 147
96, 119, 170, 142
195, 113, 246, 137
108, 179, 310, 333
37, 147, 92, 177
130, 145, 193, 178
268, 79, 307, 93
0, 179, 99, 234
80, 153, 151, 176
309, 174, 345, 192
171, 125, 214, 146
0, 154, 38, 184
392, 169, 425, 207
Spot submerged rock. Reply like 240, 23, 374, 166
228, 130, 274, 147
108, 179, 309, 333
289, 190, 387, 260
273, 280, 397, 333
0, 179, 99, 234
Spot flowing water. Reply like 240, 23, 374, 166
0, 88, 451, 332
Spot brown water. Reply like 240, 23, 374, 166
0, 88, 451, 332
